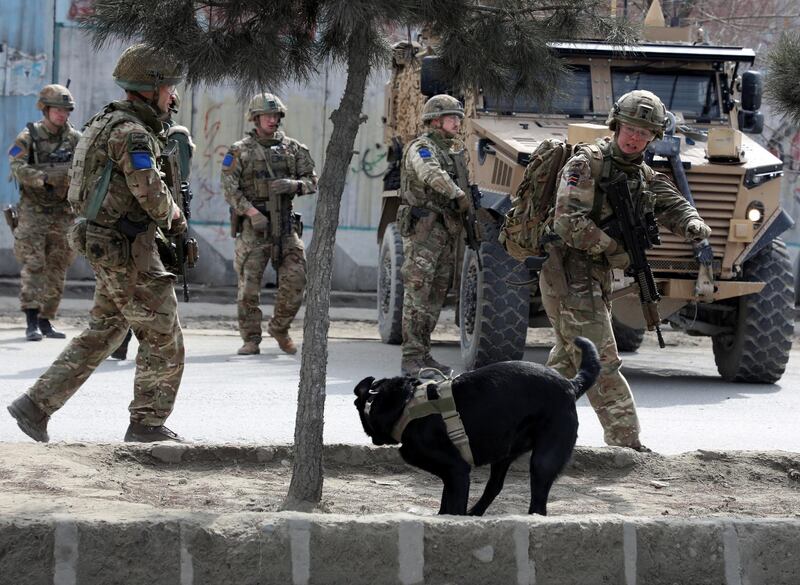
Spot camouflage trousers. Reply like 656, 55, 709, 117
401, 219, 454, 360
27, 259, 185, 426
13, 201, 75, 319
539, 251, 641, 447
234, 219, 306, 343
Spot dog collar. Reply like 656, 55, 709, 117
390, 379, 475, 466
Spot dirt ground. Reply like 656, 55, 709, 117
1, 442, 799, 519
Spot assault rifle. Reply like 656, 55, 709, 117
254, 182, 294, 278
464, 185, 483, 270
602, 172, 666, 348
161, 142, 198, 301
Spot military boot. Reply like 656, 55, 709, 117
38, 318, 66, 339
124, 422, 183, 443
422, 355, 453, 377
401, 357, 439, 379
268, 328, 297, 355
24, 309, 43, 341
110, 329, 133, 360
7, 394, 50, 443
237, 341, 260, 355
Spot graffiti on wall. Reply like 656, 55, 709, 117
67, 0, 94, 20
1, 44, 47, 96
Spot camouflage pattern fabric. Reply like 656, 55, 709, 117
401, 220, 454, 360
28, 266, 184, 425
541, 138, 708, 447
234, 219, 306, 341
221, 130, 317, 342
399, 131, 468, 361
22, 99, 186, 425
8, 120, 80, 318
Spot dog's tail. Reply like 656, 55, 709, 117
570, 336, 601, 401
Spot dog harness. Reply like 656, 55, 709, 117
390, 379, 475, 466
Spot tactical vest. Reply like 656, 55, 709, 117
22, 121, 79, 206
238, 132, 298, 203
401, 133, 469, 216
591, 139, 658, 224
68, 102, 160, 227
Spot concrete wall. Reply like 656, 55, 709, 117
2, 513, 799, 584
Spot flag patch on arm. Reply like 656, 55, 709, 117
130, 151, 153, 170
8, 144, 23, 157
418, 147, 432, 159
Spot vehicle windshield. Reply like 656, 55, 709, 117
611, 68, 721, 121
480, 67, 593, 116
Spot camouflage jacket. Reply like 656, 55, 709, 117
553, 137, 704, 259
400, 130, 469, 217
71, 99, 179, 232
221, 130, 317, 216
8, 120, 81, 206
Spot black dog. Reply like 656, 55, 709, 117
354, 337, 600, 516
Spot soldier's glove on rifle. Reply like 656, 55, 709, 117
270, 179, 303, 196
604, 239, 630, 270
686, 219, 711, 241
250, 211, 268, 233
454, 191, 471, 215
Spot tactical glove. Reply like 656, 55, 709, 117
168, 211, 188, 235
686, 219, 711, 241
454, 191, 471, 214
270, 179, 303, 196
250, 211, 268, 233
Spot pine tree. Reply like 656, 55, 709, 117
84, 0, 631, 511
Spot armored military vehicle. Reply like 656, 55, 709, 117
377, 32, 795, 384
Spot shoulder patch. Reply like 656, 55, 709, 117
130, 152, 153, 170
418, 147, 432, 159
222, 152, 234, 168
8, 144, 23, 158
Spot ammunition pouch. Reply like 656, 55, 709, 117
3, 205, 19, 233
67, 218, 88, 255
85, 222, 130, 268
540, 243, 568, 298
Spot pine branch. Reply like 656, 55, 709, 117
765, 32, 800, 126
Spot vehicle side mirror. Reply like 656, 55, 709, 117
420, 56, 451, 98
738, 110, 764, 135
740, 70, 763, 112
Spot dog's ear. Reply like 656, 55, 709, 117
354, 376, 376, 398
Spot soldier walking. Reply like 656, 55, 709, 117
6, 44, 188, 443
7, 84, 81, 341
221, 93, 317, 356
539, 90, 712, 451
398, 94, 472, 378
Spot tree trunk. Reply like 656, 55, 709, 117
282, 35, 371, 510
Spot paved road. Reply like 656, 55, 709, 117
1, 298, 798, 454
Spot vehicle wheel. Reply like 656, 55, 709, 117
377, 223, 404, 344
459, 220, 529, 370
712, 239, 794, 383
612, 317, 645, 353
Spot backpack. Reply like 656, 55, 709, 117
499, 139, 608, 261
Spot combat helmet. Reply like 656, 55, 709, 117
247, 93, 287, 121
606, 90, 667, 139
37, 84, 75, 111
421, 94, 464, 122
113, 44, 183, 92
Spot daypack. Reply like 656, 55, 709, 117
499, 138, 608, 261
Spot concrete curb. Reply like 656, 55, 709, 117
4, 445, 800, 583
2, 513, 799, 584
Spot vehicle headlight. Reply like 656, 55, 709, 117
746, 200, 765, 225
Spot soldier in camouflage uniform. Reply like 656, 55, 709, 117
6, 44, 188, 443
7, 84, 81, 341
539, 90, 711, 450
398, 94, 472, 378
221, 93, 317, 356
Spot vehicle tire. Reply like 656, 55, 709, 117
459, 219, 529, 370
377, 223, 404, 344
712, 239, 795, 383
612, 317, 645, 353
